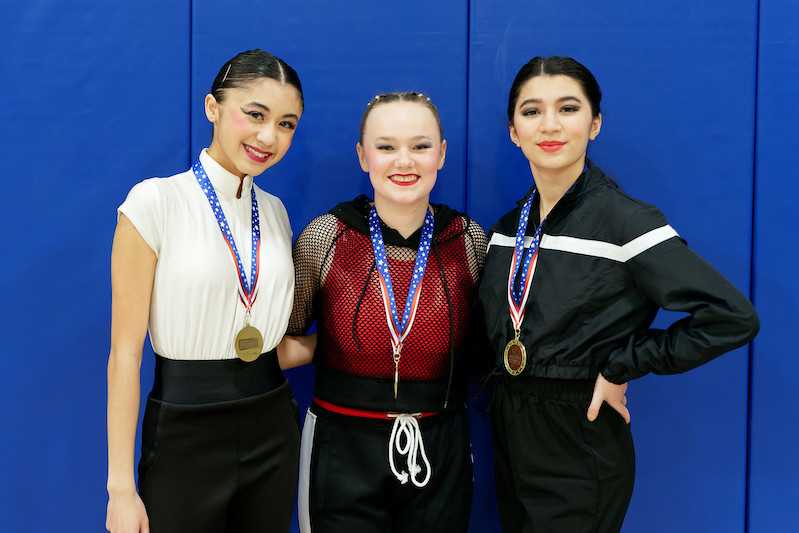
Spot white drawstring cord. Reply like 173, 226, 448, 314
388, 414, 432, 488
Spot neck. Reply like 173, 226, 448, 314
373, 196, 429, 239
207, 143, 246, 178
530, 155, 586, 219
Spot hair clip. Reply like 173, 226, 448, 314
221, 63, 232, 84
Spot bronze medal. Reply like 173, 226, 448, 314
503, 337, 526, 376
235, 325, 264, 362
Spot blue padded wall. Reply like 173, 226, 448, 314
0, 1, 778, 531
0, 1, 189, 531
466, 2, 757, 532
749, 0, 799, 531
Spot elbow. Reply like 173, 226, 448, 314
108, 344, 144, 369
740, 306, 760, 344
728, 301, 760, 347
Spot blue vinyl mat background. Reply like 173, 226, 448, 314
1, 1, 795, 531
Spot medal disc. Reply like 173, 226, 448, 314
503, 338, 526, 376
235, 325, 264, 362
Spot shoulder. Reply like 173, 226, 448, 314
123, 177, 160, 206
488, 202, 524, 237
455, 212, 487, 244
584, 168, 672, 243
122, 169, 192, 207
302, 212, 340, 234
461, 213, 487, 240
296, 213, 344, 245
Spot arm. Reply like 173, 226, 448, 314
277, 333, 317, 369
280, 214, 339, 368
602, 208, 760, 385
463, 217, 493, 380
106, 214, 156, 533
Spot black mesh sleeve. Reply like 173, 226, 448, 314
459, 216, 492, 378
287, 214, 341, 335
463, 216, 488, 283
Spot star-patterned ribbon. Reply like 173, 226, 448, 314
368, 206, 435, 356
507, 190, 545, 333
192, 160, 261, 312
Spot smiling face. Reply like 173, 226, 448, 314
205, 77, 303, 177
357, 101, 446, 208
510, 74, 601, 180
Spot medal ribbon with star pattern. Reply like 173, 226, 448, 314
507, 190, 545, 333
368, 206, 435, 357
192, 160, 261, 312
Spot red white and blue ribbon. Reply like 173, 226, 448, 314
507, 190, 545, 332
192, 160, 261, 311
368, 206, 435, 355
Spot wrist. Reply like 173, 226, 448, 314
107, 481, 137, 497
600, 369, 626, 386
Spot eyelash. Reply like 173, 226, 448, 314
376, 144, 432, 151
244, 111, 295, 130
522, 105, 580, 116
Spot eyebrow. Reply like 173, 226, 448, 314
374, 135, 434, 142
243, 101, 299, 120
518, 96, 583, 107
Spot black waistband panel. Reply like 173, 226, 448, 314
314, 366, 464, 413
151, 351, 284, 404
499, 375, 595, 402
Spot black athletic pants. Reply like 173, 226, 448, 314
491, 377, 635, 533
298, 405, 473, 533
138, 354, 301, 533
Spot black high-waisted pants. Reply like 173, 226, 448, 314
298, 403, 473, 533
138, 352, 300, 533
491, 376, 635, 533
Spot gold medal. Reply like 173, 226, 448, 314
235, 325, 264, 362
503, 331, 526, 376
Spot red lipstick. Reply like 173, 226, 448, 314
537, 141, 566, 153
389, 173, 420, 187
243, 144, 273, 163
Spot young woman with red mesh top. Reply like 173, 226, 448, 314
279, 92, 486, 533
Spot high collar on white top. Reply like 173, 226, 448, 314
199, 148, 255, 200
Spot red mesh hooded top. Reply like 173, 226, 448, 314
288, 196, 486, 411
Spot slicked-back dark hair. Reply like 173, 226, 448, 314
211, 49, 303, 109
358, 92, 443, 143
507, 56, 601, 123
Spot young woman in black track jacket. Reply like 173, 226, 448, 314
478, 56, 759, 533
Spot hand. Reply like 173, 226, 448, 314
106, 489, 149, 533
587, 373, 630, 424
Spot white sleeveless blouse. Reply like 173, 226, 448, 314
118, 149, 294, 360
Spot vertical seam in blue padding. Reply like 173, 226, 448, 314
463, 0, 471, 214
745, 1, 761, 532
188, 0, 193, 167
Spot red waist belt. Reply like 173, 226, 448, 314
313, 398, 438, 420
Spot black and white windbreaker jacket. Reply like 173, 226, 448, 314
477, 161, 759, 384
